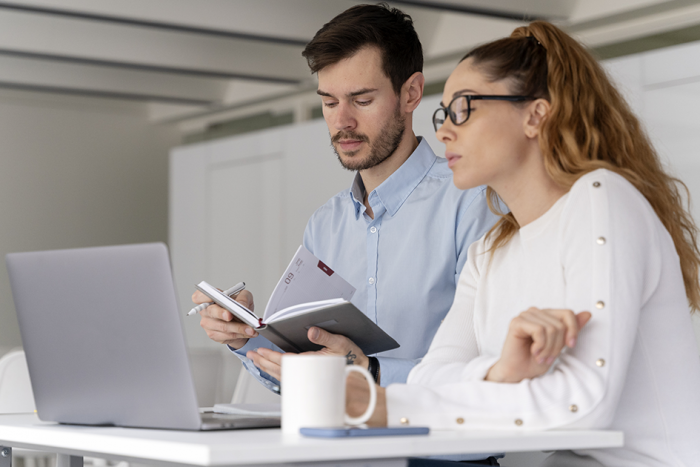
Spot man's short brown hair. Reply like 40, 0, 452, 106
302, 3, 423, 95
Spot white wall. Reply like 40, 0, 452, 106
604, 45, 700, 349
0, 90, 180, 352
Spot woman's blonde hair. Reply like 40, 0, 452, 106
463, 21, 700, 312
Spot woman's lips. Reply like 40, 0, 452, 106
445, 152, 462, 168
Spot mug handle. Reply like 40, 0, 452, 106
344, 365, 377, 426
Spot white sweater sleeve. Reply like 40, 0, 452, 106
407, 241, 485, 387
386, 170, 664, 430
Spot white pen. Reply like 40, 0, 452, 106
187, 282, 246, 316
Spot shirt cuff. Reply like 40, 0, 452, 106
375, 356, 420, 386
227, 337, 281, 394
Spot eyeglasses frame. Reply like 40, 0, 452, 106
432, 94, 536, 132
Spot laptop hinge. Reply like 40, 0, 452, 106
0, 447, 11, 467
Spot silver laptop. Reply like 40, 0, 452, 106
6, 242, 280, 431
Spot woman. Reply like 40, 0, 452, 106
347, 21, 700, 465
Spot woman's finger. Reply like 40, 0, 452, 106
545, 308, 590, 349
574, 311, 593, 345
539, 310, 575, 362
552, 309, 579, 348
509, 311, 549, 360
527, 312, 564, 364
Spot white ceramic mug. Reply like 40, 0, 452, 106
281, 354, 377, 435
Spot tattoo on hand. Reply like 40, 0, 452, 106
345, 350, 357, 365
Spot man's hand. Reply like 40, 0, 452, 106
304, 327, 369, 369
246, 347, 285, 381
346, 371, 387, 426
192, 289, 258, 350
486, 307, 592, 383
246, 327, 369, 382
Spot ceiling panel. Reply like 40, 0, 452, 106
0, 54, 229, 104
0, 0, 358, 42
392, 0, 577, 19
0, 0, 698, 126
0, 8, 310, 82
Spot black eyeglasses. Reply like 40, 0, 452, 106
432, 94, 536, 132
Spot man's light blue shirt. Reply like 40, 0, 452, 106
232, 137, 499, 391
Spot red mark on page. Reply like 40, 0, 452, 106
317, 261, 334, 277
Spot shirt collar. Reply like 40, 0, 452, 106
349, 137, 437, 218
368, 137, 438, 217
350, 173, 366, 218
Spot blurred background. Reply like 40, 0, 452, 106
1, 0, 700, 436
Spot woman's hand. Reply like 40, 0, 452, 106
486, 307, 592, 383
346, 371, 387, 426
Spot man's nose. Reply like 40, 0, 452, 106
333, 103, 357, 131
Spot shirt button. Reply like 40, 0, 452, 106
569, 404, 578, 413
368, 277, 375, 285
514, 419, 523, 426
370, 226, 377, 233
596, 301, 605, 309
596, 237, 606, 245
596, 359, 606, 367
400, 417, 409, 426
456, 417, 464, 424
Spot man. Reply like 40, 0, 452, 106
194, 4, 497, 399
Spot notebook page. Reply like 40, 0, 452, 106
263, 246, 355, 321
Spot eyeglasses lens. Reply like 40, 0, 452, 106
451, 96, 470, 125
432, 108, 446, 132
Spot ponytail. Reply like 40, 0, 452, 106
464, 21, 700, 312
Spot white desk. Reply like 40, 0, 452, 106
0, 413, 623, 467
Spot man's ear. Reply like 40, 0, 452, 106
524, 99, 550, 139
401, 72, 425, 113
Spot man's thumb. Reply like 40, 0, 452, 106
308, 326, 330, 346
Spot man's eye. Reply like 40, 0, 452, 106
356, 100, 371, 106
323, 101, 338, 108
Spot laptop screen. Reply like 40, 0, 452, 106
7, 243, 204, 430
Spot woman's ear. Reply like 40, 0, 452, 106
524, 99, 550, 139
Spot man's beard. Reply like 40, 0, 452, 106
330, 106, 406, 171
